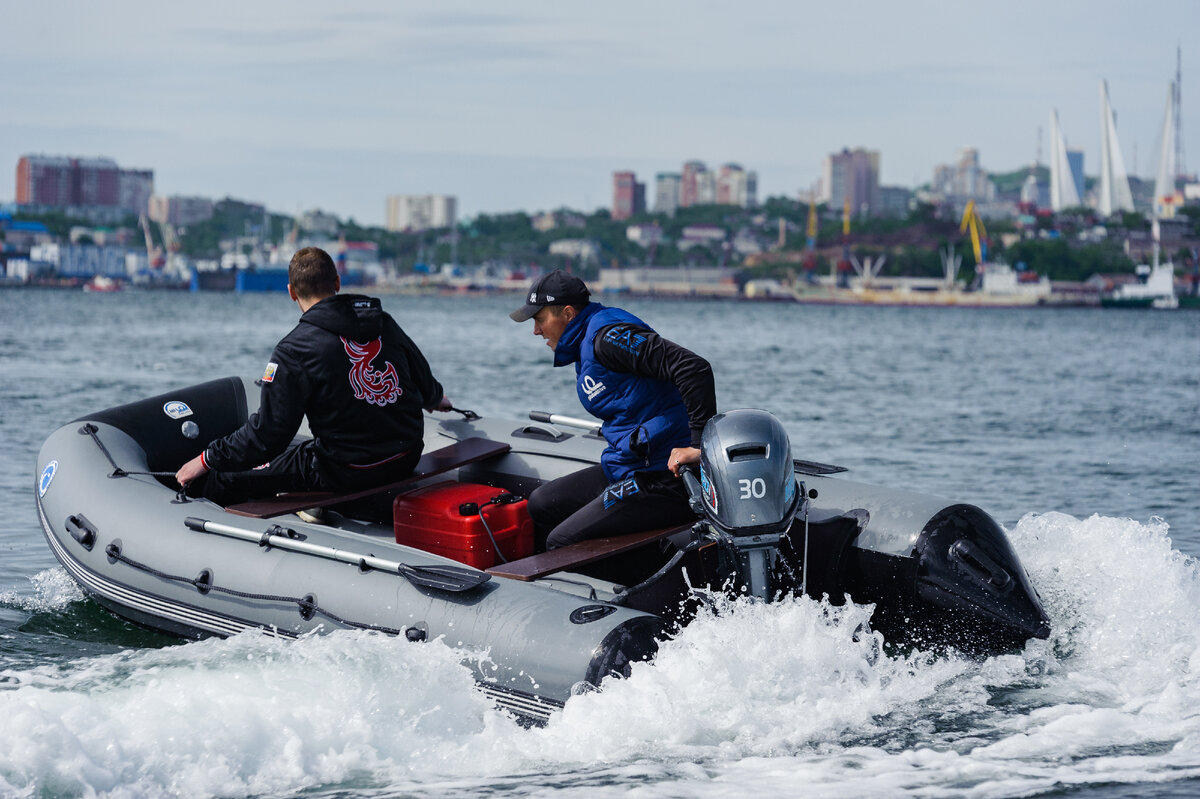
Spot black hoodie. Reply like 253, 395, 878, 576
204, 294, 444, 474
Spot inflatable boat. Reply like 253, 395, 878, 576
35, 376, 1050, 724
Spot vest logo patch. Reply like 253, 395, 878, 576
342, 337, 402, 406
581, 374, 606, 400
262, 362, 278, 383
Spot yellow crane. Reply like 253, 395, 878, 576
806, 195, 818, 247
800, 190, 820, 280
959, 200, 988, 265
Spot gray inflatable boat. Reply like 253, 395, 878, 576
35, 376, 1050, 724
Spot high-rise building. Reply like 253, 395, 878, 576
820, 148, 880, 216
299, 208, 340, 236
952, 148, 989, 197
118, 169, 154, 215
878, 185, 913, 217
654, 173, 681, 216
148, 195, 214, 227
695, 170, 717, 205
679, 160, 707, 208
16, 154, 153, 214
716, 164, 758, 208
929, 147, 996, 204
385, 195, 457, 232
612, 171, 644, 221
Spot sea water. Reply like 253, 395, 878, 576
1, 288, 1197, 798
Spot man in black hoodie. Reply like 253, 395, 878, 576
175, 246, 450, 506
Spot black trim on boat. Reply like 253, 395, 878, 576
792, 458, 848, 476
584, 616, 665, 686
75, 377, 249, 476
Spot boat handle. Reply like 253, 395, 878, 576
65, 514, 98, 551
949, 540, 1013, 592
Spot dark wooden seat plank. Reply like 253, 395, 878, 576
225, 437, 510, 519
486, 523, 693, 581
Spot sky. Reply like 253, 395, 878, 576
2, 0, 1198, 227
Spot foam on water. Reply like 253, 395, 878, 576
0, 568, 84, 612
4, 513, 1200, 798
0, 630, 508, 798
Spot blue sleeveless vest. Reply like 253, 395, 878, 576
554, 303, 691, 482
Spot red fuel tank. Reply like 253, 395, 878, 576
393, 481, 534, 569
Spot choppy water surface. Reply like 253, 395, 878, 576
1, 288, 1197, 798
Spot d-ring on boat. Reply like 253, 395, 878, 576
35, 376, 1050, 724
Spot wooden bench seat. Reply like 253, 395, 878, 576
225, 437, 511, 519
486, 523, 694, 582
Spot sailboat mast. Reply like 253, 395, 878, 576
1176, 45, 1187, 181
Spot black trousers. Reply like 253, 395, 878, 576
194, 439, 421, 507
528, 464, 696, 551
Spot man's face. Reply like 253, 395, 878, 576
532, 306, 573, 350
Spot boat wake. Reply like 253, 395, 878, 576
4, 512, 1200, 798
0, 566, 83, 612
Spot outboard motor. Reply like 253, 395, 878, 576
683, 409, 805, 599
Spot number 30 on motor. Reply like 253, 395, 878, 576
739, 478, 766, 499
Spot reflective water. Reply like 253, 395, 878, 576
2, 288, 1198, 798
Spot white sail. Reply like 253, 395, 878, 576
1050, 109, 1081, 210
1154, 82, 1178, 218
1098, 80, 1135, 216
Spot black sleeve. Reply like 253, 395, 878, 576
204, 345, 307, 471
388, 317, 445, 410
592, 323, 716, 447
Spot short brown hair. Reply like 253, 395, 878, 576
288, 247, 339, 299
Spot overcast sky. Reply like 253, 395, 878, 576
2, 1, 1196, 226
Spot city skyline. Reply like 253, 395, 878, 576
2, 1, 1197, 226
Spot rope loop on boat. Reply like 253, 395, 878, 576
78, 423, 178, 480
104, 542, 407, 636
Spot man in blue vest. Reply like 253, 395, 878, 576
510, 270, 716, 550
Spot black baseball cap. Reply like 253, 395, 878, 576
509, 270, 591, 322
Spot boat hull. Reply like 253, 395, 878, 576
35, 376, 1050, 721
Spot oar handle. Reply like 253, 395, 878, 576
528, 411, 602, 433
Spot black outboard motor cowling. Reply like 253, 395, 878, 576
687, 409, 805, 599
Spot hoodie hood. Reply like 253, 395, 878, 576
299, 294, 384, 341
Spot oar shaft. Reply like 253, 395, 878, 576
187, 517, 405, 574
528, 411, 601, 433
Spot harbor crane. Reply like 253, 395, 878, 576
801, 189, 820, 283
849, 252, 887, 286
139, 215, 164, 269
159, 221, 181, 254
835, 196, 853, 288
959, 200, 988, 266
